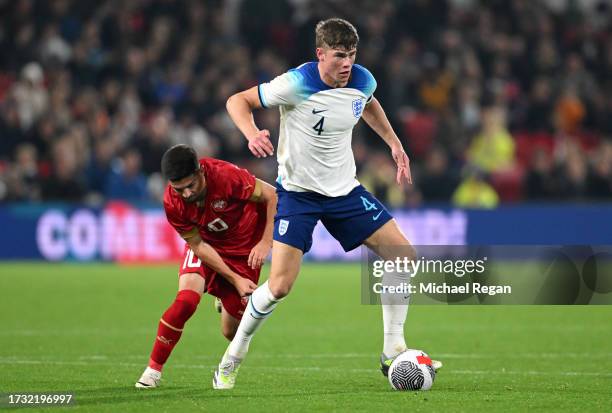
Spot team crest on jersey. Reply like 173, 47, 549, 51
278, 219, 289, 236
352, 98, 364, 118
211, 199, 227, 211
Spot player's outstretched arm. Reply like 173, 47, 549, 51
186, 234, 257, 297
247, 179, 277, 269
361, 97, 412, 185
226, 86, 274, 158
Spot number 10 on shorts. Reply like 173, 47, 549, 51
183, 249, 202, 269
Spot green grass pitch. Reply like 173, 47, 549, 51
0, 262, 611, 412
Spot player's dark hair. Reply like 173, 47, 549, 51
315, 18, 359, 50
161, 144, 199, 181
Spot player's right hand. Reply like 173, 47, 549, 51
234, 277, 258, 297
247, 129, 274, 158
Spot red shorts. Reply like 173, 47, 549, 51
178, 244, 261, 320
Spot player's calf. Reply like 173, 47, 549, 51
226, 281, 282, 358
221, 306, 240, 341
151, 289, 201, 366
135, 289, 201, 388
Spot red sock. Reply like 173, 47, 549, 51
148, 289, 201, 371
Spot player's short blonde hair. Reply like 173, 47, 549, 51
315, 18, 359, 50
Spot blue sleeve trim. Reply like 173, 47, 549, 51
348, 64, 377, 98
257, 84, 268, 108
292, 62, 331, 98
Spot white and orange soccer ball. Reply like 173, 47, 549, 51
388, 349, 436, 391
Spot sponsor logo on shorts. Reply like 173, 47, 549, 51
373, 211, 383, 221
279, 219, 289, 236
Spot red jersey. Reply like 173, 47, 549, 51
163, 158, 266, 256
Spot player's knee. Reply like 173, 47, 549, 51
268, 280, 292, 299
172, 290, 201, 320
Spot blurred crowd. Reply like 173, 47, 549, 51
0, 0, 611, 208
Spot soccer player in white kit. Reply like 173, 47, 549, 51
213, 17, 441, 389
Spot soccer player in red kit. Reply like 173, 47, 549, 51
135, 144, 277, 388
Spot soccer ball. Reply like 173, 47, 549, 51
388, 349, 436, 391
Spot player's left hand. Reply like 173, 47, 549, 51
391, 144, 412, 185
248, 240, 272, 269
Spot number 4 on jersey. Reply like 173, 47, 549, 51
313, 116, 325, 135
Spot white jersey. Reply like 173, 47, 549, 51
258, 62, 377, 197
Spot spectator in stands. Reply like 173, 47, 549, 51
419, 147, 460, 203
0, 102, 24, 161
105, 147, 149, 201
11, 62, 48, 131
452, 167, 499, 209
0, 0, 609, 205
86, 138, 116, 198
558, 152, 589, 201
2, 143, 40, 201
587, 142, 612, 200
466, 106, 515, 173
524, 148, 557, 201
41, 137, 86, 201
134, 110, 173, 175
418, 53, 454, 113
524, 77, 554, 133
554, 86, 586, 135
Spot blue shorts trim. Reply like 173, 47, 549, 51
273, 184, 393, 253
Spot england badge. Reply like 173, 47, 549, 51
278, 219, 289, 236
352, 98, 364, 118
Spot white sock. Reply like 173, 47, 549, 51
382, 303, 408, 357
226, 281, 281, 360
381, 271, 409, 357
